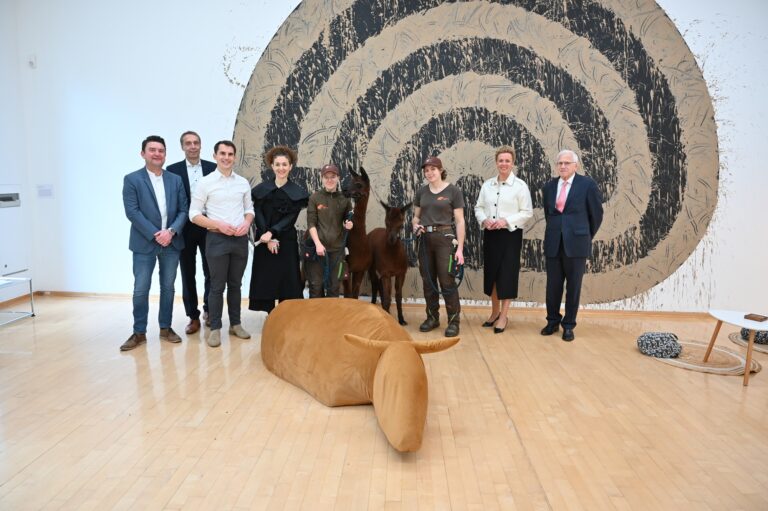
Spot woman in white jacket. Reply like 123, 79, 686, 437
474, 145, 533, 333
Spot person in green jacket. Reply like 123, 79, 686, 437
305, 164, 353, 298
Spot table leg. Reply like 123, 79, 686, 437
703, 320, 722, 362
29, 278, 36, 317
743, 329, 756, 386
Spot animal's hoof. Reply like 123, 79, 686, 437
399, 319, 408, 326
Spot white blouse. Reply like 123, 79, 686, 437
474, 174, 533, 231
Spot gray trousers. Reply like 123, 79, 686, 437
205, 232, 249, 330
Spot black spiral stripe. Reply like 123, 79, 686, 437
331, 39, 616, 205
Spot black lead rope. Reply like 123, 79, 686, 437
322, 253, 331, 290
340, 209, 354, 249
322, 210, 355, 291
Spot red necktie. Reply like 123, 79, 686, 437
556, 181, 569, 212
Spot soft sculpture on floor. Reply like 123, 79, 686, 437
261, 298, 459, 452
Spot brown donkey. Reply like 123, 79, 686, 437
342, 167, 372, 298
368, 201, 411, 325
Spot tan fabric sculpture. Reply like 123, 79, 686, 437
261, 298, 459, 452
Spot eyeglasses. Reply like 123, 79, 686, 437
556, 161, 576, 166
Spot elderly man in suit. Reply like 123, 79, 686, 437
120, 135, 188, 351
167, 131, 216, 334
541, 149, 603, 342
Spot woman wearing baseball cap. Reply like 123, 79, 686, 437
411, 156, 465, 337
304, 163, 354, 298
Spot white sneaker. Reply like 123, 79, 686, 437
229, 324, 251, 339
207, 329, 222, 347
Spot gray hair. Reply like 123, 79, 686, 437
556, 149, 579, 163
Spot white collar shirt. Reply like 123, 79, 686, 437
557, 173, 576, 202
146, 168, 167, 230
473, 174, 533, 231
186, 160, 204, 195
189, 169, 254, 227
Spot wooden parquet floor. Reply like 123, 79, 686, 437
1, 296, 766, 510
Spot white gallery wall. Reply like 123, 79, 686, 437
1, 0, 766, 312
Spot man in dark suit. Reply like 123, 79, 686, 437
541, 150, 603, 342
121, 135, 188, 351
166, 131, 216, 334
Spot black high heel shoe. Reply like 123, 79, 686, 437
482, 313, 500, 328
493, 317, 508, 334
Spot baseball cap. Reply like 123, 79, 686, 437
320, 164, 340, 176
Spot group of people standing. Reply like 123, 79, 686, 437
120, 134, 352, 351
410, 145, 603, 342
121, 133, 253, 350
120, 132, 602, 352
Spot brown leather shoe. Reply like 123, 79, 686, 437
120, 333, 146, 351
160, 327, 182, 343
185, 318, 201, 335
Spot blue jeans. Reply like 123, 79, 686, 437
132, 247, 180, 334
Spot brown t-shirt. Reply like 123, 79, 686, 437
414, 183, 465, 226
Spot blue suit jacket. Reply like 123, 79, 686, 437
123, 167, 188, 254
543, 173, 603, 258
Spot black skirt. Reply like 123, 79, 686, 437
482, 228, 523, 299
248, 228, 304, 311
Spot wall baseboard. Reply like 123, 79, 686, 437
0, 290, 712, 319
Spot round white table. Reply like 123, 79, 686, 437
705, 309, 768, 386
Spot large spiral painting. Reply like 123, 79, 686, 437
233, 0, 719, 303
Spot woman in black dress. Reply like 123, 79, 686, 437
249, 146, 309, 313
473, 145, 533, 333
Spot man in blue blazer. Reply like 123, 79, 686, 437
120, 135, 188, 351
541, 150, 603, 342
166, 131, 216, 334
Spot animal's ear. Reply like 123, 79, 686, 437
359, 166, 369, 181
379, 200, 389, 210
349, 167, 359, 178
344, 334, 390, 355
412, 337, 460, 354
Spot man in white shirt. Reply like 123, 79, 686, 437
189, 140, 255, 348
167, 131, 216, 334
121, 135, 188, 351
